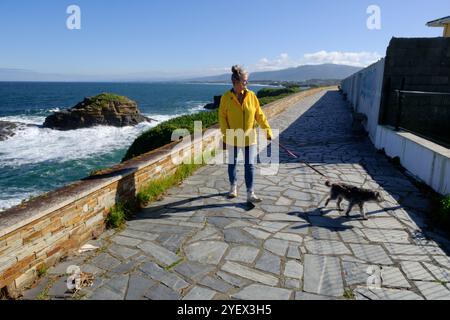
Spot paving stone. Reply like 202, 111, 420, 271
145, 284, 181, 300
287, 245, 301, 259
423, 263, 450, 282
225, 220, 253, 229
137, 241, 180, 267
434, 256, 450, 269
157, 233, 188, 252
111, 259, 140, 275
260, 205, 290, 213
110, 235, 142, 247
100, 275, 129, 299
91, 253, 122, 271
342, 261, 371, 286
273, 232, 303, 244
284, 278, 302, 289
362, 218, 405, 230
337, 229, 368, 243
284, 260, 303, 279
183, 286, 217, 300
255, 251, 281, 275
295, 292, 337, 300
125, 274, 156, 300
118, 229, 159, 241
216, 271, 249, 288
400, 262, 435, 281
108, 244, 139, 260
199, 276, 233, 294
305, 240, 351, 255
47, 258, 85, 276
308, 216, 348, 229
189, 227, 220, 243
232, 284, 292, 300
22, 277, 51, 300
310, 227, 340, 241
303, 255, 344, 297
224, 228, 262, 247
264, 238, 290, 256
362, 229, 410, 244
79, 263, 105, 276
243, 227, 271, 240
184, 241, 228, 264
174, 261, 215, 282
383, 244, 426, 255
354, 287, 423, 300
349, 244, 393, 265
139, 262, 189, 292
89, 285, 124, 300
225, 246, 260, 264
263, 213, 305, 222
257, 221, 290, 233
284, 189, 311, 201
381, 267, 411, 288
391, 255, 432, 262
414, 281, 450, 300
275, 196, 293, 206
221, 261, 279, 286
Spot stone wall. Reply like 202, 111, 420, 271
0, 86, 331, 297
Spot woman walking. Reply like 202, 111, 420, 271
219, 65, 273, 203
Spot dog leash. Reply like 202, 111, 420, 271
276, 141, 328, 178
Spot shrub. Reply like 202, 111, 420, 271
257, 87, 301, 99
122, 110, 218, 162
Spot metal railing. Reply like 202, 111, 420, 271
394, 89, 450, 147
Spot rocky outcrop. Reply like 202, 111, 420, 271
204, 96, 222, 110
43, 93, 152, 130
0, 121, 18, 141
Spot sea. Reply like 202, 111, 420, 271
0, 82, 270, 212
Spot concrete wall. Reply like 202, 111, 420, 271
341, 59, 385, 143
0, 86, 331, 296
376, 126, 450, 195
341, 37, 450, 196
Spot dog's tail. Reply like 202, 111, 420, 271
325, 180, 332, 187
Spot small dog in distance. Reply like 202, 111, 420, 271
324, 180, 383, 220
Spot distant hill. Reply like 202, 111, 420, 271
190, 64, 362, 82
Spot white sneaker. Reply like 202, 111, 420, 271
229, 185, 237, 198
247, 191, 262, 203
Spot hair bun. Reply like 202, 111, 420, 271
231, 65, 239, 74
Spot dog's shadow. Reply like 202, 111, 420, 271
286, 204, 402, 232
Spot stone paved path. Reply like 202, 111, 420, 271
22, 90, 450, 300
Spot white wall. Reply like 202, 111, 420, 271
341, 59, 385, 144
341, 59, 450, 196
376, 126, 450, 195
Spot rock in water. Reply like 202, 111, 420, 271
0, 120, 18, 141
43, 93, 152, 130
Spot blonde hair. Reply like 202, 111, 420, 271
231, 65, 249, 83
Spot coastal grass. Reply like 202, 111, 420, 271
107, 151, 213, 229
136, 160, 203, 207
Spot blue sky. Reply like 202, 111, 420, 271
0, 0, 447, 78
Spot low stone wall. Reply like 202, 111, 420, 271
0, 86, 331, 296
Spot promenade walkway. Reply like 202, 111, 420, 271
22, 89, 450, 300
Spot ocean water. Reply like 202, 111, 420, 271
0, 82, 268, 211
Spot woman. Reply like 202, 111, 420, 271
219, 65, 273, 203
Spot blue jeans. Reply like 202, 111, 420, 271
228, 145, 257, 192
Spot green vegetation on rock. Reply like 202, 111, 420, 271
89, 93, 131, 105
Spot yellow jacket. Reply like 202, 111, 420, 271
219, 89, 273, 147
